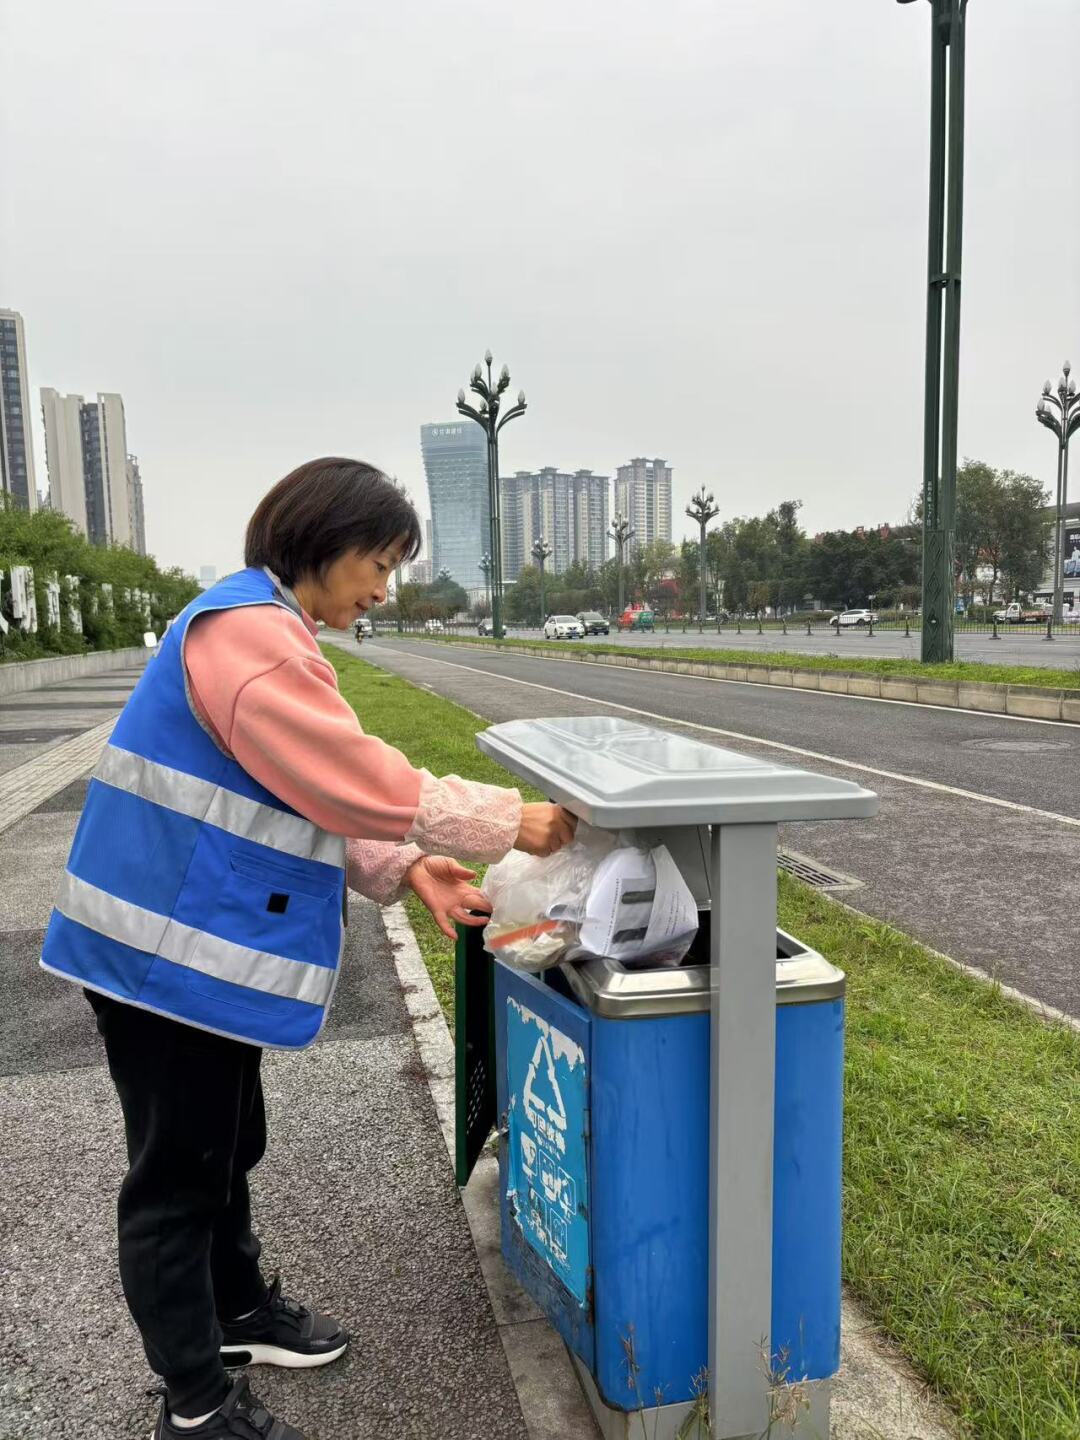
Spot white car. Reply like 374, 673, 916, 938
829, 609, 878, 628
424, 618, 446, 633
543, 614, 584, 640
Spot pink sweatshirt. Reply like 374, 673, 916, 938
183, 604, 522, 904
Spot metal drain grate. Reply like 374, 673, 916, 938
778, 849, 863, 892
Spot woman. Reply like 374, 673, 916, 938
41, 458, 576, 1440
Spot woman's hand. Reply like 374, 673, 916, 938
406, 855, 492, 941
514, 802, 577, 857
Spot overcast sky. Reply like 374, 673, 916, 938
2, 0, 1077, 577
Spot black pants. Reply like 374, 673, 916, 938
86, 991, 269, 1418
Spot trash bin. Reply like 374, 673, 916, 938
458, 716, 877, 1440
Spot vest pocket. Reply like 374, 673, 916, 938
184, 850, 341, 1013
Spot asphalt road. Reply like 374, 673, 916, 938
348, 635, 1080, 1020
402, 623, 1080, 669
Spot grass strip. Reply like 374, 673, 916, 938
325, 644, 1080, 1440
401, 631, 1080, 693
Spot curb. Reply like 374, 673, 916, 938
416, 637, 1080, 724
381, 903, 600, 1440
380, 905, 962, 1440
0, 645, 149, 696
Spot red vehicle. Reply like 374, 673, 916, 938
617, 606, 655, 632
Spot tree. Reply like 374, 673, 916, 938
504, 565, 542, 624
994, 469, 1051, 600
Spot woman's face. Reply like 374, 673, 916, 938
295, 540, 406, 629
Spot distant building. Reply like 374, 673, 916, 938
501, 468, 610, 580
199, 565, 218, 591
420, 422, 489, 590
0, 310, 38, 511
614, 457, 672, 550
126, 454, 147, 555
42, 389, 136, 547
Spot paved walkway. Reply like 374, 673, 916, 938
0, 664, 541, 1440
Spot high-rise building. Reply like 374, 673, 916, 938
501, 469, 610, 580
199, 565, 218, 591
41, 389, 135, 547
420, 422, 489, 590
40, 388, 87, 533
614, 457, 672, 550
126, 454, 147, 555
0, 310, 38, 511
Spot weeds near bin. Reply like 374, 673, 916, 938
621, 1327, 712, 1439
761, 1343, 816, 1438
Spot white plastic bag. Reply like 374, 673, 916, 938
481, 823, 699, 972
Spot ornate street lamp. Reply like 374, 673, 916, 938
610, 514, 635, 620
1037, 362, 1080, 625
531, 536, 553, 627
686, 487, 720, 631
899, 0, 969, 663
478, 551, 492, 618
456, 351, 527, 641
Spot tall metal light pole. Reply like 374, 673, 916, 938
456, 352, 527, 641
900, 0, 969, 663
610, 514, 635, 619
478, 552, 492, 618
686, 487, 720, 631
531, 536, 552, 627
1036, 362, 1079, 625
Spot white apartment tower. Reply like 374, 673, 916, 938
0, 310, 38, 511
41, 389, 138, 548
501, 469, 610, 580
614, 457, 672, 550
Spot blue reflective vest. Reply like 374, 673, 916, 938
41, 567, 347, 1049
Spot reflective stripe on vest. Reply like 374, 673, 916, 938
94, 744, 345, 868
55, 870, 338, 1007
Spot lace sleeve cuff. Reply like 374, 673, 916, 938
404, 771, 522, 863
345, 838, 425, 906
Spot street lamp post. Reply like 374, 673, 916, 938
686, 487, 720, 631
531, 536, 552, 628
479, 552, 492, 619
610, 514, 635, 620
899, 0, 969, 664
1036, 362, 1080, 626
456, 351, 527, 641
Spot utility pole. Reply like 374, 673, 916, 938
899, 0, 969, 662
610, 515, 635, 620
1036, 362, 1079, 626
456, 352, 527, 641
532, 536, 552, 628
686, 487, 720, 631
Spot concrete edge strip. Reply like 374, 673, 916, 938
381, 902, 598, 1437
422, 636, 1080, 726
380, 903, 963, 1440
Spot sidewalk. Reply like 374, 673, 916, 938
0, 663, 959, 1440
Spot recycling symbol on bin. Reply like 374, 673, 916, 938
522, 1033, 567, 1137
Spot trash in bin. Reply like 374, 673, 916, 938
481, 822, 698, 972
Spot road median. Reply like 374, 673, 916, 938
327, 643, 1080, 1440
397, 633, 1080, 723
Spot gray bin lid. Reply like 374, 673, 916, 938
476, 716, 878, 828
559, 929, 844, 1019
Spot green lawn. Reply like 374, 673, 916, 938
326, 645, 1080, 1440
402, 631, 1080, 693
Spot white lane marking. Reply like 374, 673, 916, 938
375, 646, 1080, 832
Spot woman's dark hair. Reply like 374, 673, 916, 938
245, 458, 422, 586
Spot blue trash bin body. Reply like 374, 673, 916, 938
494, 934, 845, 1412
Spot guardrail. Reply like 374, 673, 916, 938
369, 616, 1080, 641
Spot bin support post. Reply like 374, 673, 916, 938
708, 822, 777, 1438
